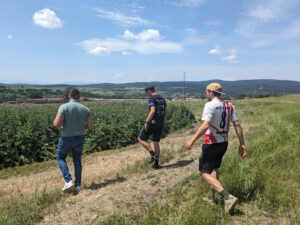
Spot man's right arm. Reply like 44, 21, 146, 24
53, 115, 64, 128
86, 116, 93, 130
232, 120, 246, 159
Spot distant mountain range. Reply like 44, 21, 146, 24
47, 79, 300, 98
1, 79, 300, 99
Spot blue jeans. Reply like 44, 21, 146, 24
57, 135, 85, 187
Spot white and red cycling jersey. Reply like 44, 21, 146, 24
201, 98, 238, 144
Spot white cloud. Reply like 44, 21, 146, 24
222, 54, 238, 63
32, 8, 63, 29
222, 48, 239, 64
208, 46, 239, 63
282, 20, 300, 38
7, 34, 13, 39
89, 47, 111, 55
236, 0, 300, 35
169, 0, 206, 7
95, 7, 152, 26
123, 29, 161, 42
208, 45, 222, 55
81, 29, 183, 55
122, 51, 133, 56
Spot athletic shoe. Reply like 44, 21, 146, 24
149, 155, 156, 164
152, 161, 160, 169
202, 196, 217, 205
73, 186, 81, 195
224, 194, 238, 214
62, 180, 74, 192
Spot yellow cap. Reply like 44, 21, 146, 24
206, 83, 225, 95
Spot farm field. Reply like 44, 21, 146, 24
0, 95, 299, 225
0, 101, 195, 168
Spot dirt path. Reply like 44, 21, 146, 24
0, 130, 197, 202
0, 145, 146, 202
40, 150, 199, 225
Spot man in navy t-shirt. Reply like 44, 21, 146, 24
138, 86, 167, 169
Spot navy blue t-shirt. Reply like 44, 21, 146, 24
148, 95, 167, 125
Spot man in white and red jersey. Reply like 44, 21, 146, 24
185, 83, 246, 214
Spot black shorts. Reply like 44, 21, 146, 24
139, 124, 164, 142
199, 142, 228, 173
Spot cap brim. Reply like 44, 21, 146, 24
207, 89, 226, 95
217, 91, 226, 95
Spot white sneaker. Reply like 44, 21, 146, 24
62, 180, 74, 192
224, 194, 238, 214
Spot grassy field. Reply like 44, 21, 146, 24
97, 95, 300, 225
0, 95, 299, 225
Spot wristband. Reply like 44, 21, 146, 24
145, 121, 150, 124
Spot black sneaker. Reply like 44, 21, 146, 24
149, 155, 156, 164
152, 160, 160, 169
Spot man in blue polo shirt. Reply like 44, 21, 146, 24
53, 88, 93, 194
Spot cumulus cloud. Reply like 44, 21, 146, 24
208, 45, 239, 63
95, 7, 152, 26
123, 29, 161, 42
208, 45, 222, 55
236, 0, 300, 35
89, 47, 111, 55
122, 51, 133, 56
32, 8, 63, 29
222, 48, 239, 64
81, 29, 183, 55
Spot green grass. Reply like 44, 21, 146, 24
0, 189, 64, 225
97, 96, 300, 224
0, 160, 57, 180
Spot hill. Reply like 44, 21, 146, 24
1, 79, 300, 101
43, 79, 300, 98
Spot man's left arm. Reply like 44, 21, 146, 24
232, 120, 246, 159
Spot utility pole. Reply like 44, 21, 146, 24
183, 72, 186, 100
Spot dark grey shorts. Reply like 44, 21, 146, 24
139, 124, 164, 142
199, 142, 228, 173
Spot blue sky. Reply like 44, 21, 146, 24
0, 0, 300, 84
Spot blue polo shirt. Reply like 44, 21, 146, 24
57, 99, 91, 137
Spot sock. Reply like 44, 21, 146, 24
219, 190, 229, 200
150, 150, 155, 156
208, 186, 216, 200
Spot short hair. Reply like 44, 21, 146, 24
144, 85, 155, 93
68, 88, 80, 100
211, 91, 221, 97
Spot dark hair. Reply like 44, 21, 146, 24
68, 88, 80, 100
212, 91, 221, 97
144, 86, 155, 93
